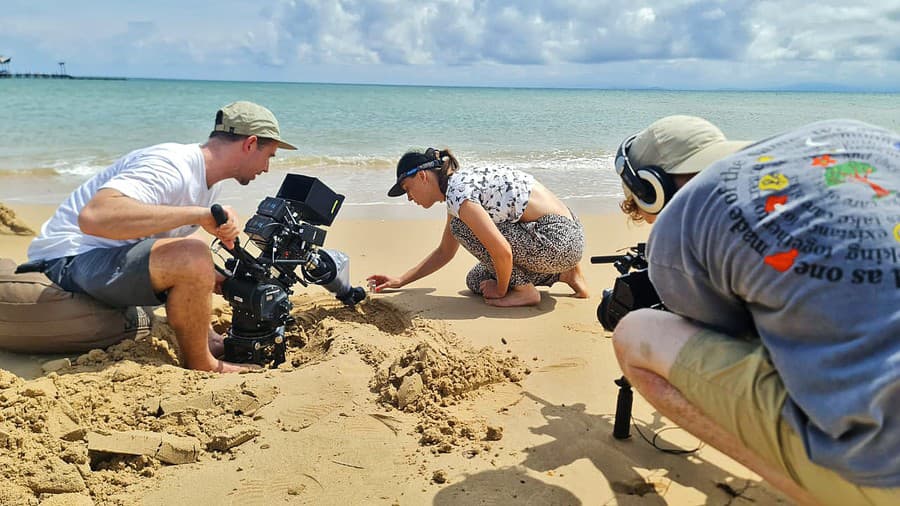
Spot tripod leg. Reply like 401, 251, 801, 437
272, 328, 286, 367
613, 376, 633, 439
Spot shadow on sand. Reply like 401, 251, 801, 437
434, 391, 786, 505
434, 466, 581, 505
381, 287, 559, 320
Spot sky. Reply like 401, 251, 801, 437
2, 0, 899, 91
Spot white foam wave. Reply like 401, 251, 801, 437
55, 162, 106, 177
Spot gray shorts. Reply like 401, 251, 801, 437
43, 240, 166, 307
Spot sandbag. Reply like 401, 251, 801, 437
0, 258, 151, 353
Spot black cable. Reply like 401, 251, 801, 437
630, 418, 704, 455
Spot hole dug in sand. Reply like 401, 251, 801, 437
210, 293, 416, 369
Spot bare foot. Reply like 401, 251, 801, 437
208, 327, 225, 358
190, 354, 259, 373
485, 284, 541, 307
559, 264, 589, 298
213, 359, 260, 373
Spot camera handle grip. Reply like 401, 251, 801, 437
211, 203, 228, 226
210, 204, 241, 250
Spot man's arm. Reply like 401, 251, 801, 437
78, 188, 239, 245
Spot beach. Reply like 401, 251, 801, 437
0, 201, 792, 505
5, 80, 889, 505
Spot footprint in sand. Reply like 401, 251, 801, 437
536, 357, 588, 373
268, 384, 351, 432
227, 474, 322, 506
563, 322, 600, 334
342, 413, 404, 437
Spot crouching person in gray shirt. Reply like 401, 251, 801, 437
609, 115, 899, 505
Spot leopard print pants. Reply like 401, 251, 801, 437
450, 211, 584, 294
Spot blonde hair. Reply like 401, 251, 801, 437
619, 197, 647, 224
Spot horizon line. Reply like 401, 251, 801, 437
4, 72, 898, 93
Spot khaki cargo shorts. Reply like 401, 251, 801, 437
669, 329, 899, 506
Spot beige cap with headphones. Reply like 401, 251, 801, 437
628, 115, 751, 175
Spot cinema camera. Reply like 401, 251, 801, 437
591, 242, 664, 439
211, 174, 366, 368
591, 243, 663, 333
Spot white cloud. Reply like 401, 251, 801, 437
259, 0, 899, 66
1, 0, 897, 89
259, 1, 734, 65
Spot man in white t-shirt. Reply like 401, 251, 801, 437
26, 101, 297, 373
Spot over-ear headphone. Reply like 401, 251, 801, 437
614, 134, 677, 215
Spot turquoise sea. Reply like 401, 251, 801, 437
1, 79, 898, 219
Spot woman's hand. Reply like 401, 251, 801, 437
480, 279, 507, 299
366, 274, 403, 293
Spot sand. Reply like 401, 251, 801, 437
0, 203, 790, 505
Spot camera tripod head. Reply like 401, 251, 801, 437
209, 175, 365, 367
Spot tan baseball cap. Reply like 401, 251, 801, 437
628, 115, 750, 174
213, 101, 297, 150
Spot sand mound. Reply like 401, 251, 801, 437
375, 341, 526, 411
0, 293, 521, 504
0, 330, 275, 504
373, 338, 527, 454
0, 204, 36, 236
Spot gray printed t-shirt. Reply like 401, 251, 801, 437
648, 119, 900, 487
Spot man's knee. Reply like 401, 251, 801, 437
151, 238, 215, 285
612, 309, 699, 378
611, 309, 651, 370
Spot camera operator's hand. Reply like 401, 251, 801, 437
479, 279, 507, 299
204, 205, 240, 249
366, 274, 402, 293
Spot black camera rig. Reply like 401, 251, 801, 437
212, 174, 366, 368
591, 243, 663, 333
591, 242, 663, 439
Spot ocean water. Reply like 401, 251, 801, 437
1, 78, 898, 219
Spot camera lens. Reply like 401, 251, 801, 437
597, 289, 618, 332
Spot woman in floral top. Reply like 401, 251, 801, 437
367, 147, 588, 307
